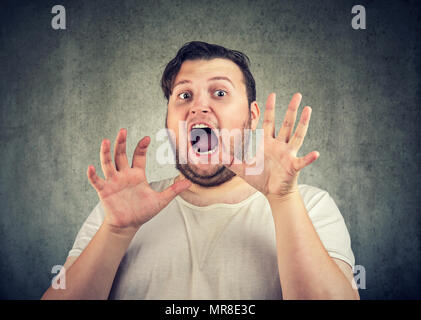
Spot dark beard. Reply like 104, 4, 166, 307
176, 159, 236, 187
166, 112, 252, 188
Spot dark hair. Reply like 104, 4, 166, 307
160, 41, 256, 107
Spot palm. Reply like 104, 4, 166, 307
227, 93, 319, 197
87, 130, 191, 230
98, 169, 159, 229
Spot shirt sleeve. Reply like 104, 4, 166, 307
299, 185, 356, 268
67, 201, 105, 258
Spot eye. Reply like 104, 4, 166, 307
214, 90, 227, 97
178, 92, 191, 100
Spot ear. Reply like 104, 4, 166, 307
249, 101, 260, 130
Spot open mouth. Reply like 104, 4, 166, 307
189, 123, 219, 155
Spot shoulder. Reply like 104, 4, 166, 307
298, 183, 327, 197
298, 184, 355, 267
298, 184, 330, 207
297, 184, 342, 220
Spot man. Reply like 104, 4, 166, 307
42, 41, 359, 300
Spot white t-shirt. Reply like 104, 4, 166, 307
68, 177, 355, 299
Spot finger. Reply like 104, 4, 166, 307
100, 138, 117, 179
113, 128, 129, 171
277, 92, 302, 143
132, 136, 151, 169
262, 93, 276, 138
293, 151, 320, 172
86, 165, 105, 192
289, 106, 312, 151
158, 178, 192, 209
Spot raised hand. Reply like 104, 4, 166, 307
226, 93, 319, 198
87, 129, 191, 233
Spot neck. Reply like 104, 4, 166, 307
175, 173, 258, 206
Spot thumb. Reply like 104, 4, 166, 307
293, 151, 320, 171
158, 178, 192, 208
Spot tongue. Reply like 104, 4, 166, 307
195, 137, 210, 152
191, 128, 217, 152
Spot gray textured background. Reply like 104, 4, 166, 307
1, 0, 420, 299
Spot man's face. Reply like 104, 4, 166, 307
165, 58, 257, 187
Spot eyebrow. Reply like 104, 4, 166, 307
173, 76, 235, 90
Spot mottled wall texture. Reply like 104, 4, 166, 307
1, 0, 420, 299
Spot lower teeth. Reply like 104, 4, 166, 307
196, 147, 217, 155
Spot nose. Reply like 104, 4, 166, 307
190, 105, 210, 115
189, 93, 210, 115
190, 107, 209, 115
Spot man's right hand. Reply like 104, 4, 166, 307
87, 128, 191, 235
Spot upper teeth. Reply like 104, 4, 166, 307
192, 123, 210, 129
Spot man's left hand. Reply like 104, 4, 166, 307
226, 92, 320, 199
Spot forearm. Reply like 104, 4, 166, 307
267, 192, 358, 300
41, 222, 137, 300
